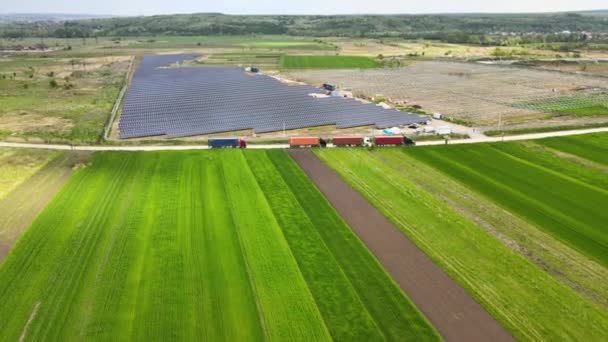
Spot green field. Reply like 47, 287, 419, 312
405, 142, 608, 267
536, 133, 608, 166
0, 150, 438, 341
280, 55, 380, 69
555, 105, 608, 117
316, 146, 608, 341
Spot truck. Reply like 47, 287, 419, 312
289, 137, 326, 148
332, 136, 372, 147
208, 138, 247, 149
374, 136, 405, 146
375, 136, 416, 146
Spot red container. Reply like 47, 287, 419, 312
289, 137, 320, 148
375, 136, 404, 146
333, 136, 363, 147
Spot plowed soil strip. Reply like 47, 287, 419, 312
289, 149, 513, 342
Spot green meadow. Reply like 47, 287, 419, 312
280, 55, 380, 69
316, 143, 608, 341
0, 150, 438, 341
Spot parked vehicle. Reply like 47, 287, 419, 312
208, 138, 247, 148
375, 136, 405, 146
375, 135, 416, 146
332, 136, 372, 147
289, 136, 322, 148
323, 83, 336, 91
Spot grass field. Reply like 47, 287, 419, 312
554, 105, 608, 117
0, 56, 129, 143
536, 133, 608, 165
280, 55, 380, 69
405, 142, 608, 267
316, 147, 608, 341
0, 150, 438, 341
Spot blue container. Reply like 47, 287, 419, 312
208, 138, 240, 148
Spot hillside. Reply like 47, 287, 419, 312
2, 12, 608, 40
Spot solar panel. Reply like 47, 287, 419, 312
118, 54, 429, 139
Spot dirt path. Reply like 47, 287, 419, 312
289, 149, 514, 342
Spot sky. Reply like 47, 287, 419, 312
1, 0, 606, 16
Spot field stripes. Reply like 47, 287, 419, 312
280, 55, 380, 69
221, 152, 332, 341
536, 133, 608, 165
497, 141, 608, 191
0, 150, 437, 341
315, 148, 608, 341
0, 152, 84, 260
245, 150, 440, 340
263, 150, 440, 340
406, 143, 608, 267
243, 150, 385, 341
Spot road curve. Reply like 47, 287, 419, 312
0, 127, 606, 151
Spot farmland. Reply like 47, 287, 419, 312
0, 151, 89, 260
280, 55, 380, 69
405, 141, 608, 267
0, 150, 438, 341
315, 141, 608, 341
536, 132, 608, 165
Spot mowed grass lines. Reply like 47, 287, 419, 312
536, 132, 608, 166
316, 148, 608, 341
0, 150, 438, 341
406, 141, 608, 267
280, 55, 380, 69
245, 150, 439, 341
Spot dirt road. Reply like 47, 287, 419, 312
289, 149, 514, 342
0, 127, 605, 151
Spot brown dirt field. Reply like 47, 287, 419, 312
289, 149, 513, 342
0, 151, 90, 261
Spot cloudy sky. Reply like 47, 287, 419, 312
2, 0, 606, 16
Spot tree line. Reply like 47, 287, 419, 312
1, 12, 607, 43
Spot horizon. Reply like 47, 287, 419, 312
2, 0, 607, 17
1, 8, 607, 17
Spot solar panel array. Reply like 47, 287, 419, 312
119, 54, 427, 139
